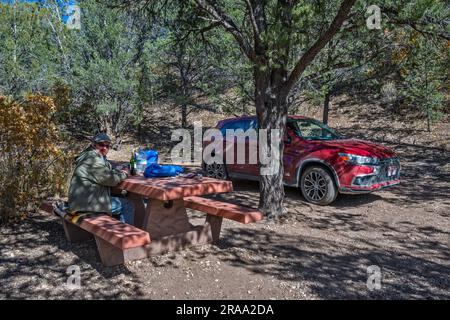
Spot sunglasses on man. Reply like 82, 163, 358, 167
97, 142, 111, 148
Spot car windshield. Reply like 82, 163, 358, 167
288, 119, 344, 140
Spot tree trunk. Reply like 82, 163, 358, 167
138, 122, 143, 144
255, 68, 288, 219
181, 104, 187, 128
323, 92, 330, 125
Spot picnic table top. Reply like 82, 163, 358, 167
115, 175, 234, 201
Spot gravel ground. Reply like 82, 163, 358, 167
1, 141, 449, 300
1, 99, 449, 299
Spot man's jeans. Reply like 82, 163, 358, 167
111, 197, 134, 225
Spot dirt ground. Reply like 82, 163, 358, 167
1, 97, 449, 299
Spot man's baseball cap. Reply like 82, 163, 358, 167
93, 133, 112, 144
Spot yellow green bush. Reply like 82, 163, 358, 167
0, 94, 75, 224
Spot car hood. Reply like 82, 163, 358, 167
311, 139, 396, 159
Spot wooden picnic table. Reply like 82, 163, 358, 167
44, 164, 262, 266
111, 174, 234, 254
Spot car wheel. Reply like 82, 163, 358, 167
203, 162, 228, 180
300, 166, 337, 205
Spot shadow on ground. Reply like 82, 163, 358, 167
212, 226, 450, 299
1, 126, 449, 299
0, 215, 146, 299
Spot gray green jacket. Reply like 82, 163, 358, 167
68, 146, 127, 213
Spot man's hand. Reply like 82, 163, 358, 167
115, 165, 129, 175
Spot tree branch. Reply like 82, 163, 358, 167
195, 0, 257, 61
391, 18, 450, 41
283, 0, 356, 94
244, 0, 262, 50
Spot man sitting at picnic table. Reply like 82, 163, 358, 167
67, 133, 134, 224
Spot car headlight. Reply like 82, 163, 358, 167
339, 153, 379, 165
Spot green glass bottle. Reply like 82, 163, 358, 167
129, 151, 137, 175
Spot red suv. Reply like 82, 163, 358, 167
203, 116, 400, 205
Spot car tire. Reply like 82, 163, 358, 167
300, 166, 337, 205
203, 162, 228, 180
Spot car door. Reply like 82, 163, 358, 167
231, 118, 259, 176
242, 119, 259, 176
220, 120, 239, 174
283, 120, 308, 184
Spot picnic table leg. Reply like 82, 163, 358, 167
94, 236, 125, 266
127, 192, 146, 228
144, 199, 193, 239
109, 197, 224, 256
136, 199, 215, 255
205, 214, 223, 243
94, 236, 148, 267
62, 218, 93, 243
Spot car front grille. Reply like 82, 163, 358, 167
378, 158, 400, 182
352, 158, 400, 187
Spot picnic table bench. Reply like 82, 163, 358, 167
42, 174, 263, 266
